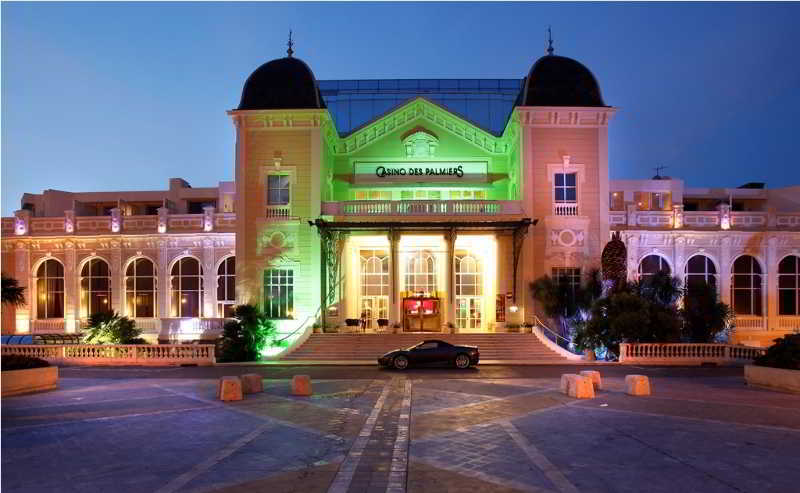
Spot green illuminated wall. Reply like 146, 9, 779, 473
322, 98, 521, 202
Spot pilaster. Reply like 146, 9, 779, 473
767, 236, 778, 326
203, 238, 216, 317
64, 243, 77, 332
15, 242, 30, 333
158, 240, 169, 318
720, 236, 732, 305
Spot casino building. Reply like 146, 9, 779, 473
3, 42, 799, 351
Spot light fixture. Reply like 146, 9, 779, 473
509, 305, 519, 313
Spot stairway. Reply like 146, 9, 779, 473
280, 333, 573, 362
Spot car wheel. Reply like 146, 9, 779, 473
393, 355, 409, 370
455, 353, 470, 369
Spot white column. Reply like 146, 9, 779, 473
766, 236, 778, 330
110, 244, 122, 315
720, 237, 732, 305
158, 241, 169, 318
64, 244, 77, 332
14, 242, 31, 333
203, 238, 216, 318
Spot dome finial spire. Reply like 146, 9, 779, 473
287, 30, 294, 58
546, 26, 554, 55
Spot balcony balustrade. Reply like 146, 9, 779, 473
321, 200, 523, 216
552, 203, 579, 216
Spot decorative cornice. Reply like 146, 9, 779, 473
227, 109, 331, 130
516, 107, 617, 128
325, 98, 510, 156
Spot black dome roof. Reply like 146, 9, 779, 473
519, 54, 605, 107
238, 56, 326, 110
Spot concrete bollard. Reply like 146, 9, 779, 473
560, 374, 595, 399
241, 373, 264, 394
580, 370, 603, 390
560, 374, 579, 394
291, 375, 312, 396
569, 375, 595, 399
217, 376, 243, 401
625, 375, 651, 396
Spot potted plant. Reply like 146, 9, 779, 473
392, 322, 401, 334
377, 318, 389, 332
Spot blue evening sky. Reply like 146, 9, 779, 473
3, 2, 799, 216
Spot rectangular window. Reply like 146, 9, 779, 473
634, 192, 651, 211
610, 192, 624, 211
651, 192, 672, 211
263, 269, 293, 319
552, 267, 581, 296
554, 173, 577, 203
267, 175, 290, 205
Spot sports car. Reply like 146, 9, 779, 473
378, 339, 479, 370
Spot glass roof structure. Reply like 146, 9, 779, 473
318, 79, 523, 137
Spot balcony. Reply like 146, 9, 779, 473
553, 203, 579, 216
322, 200, 523, 217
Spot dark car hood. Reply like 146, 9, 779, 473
454, 344, 479, 350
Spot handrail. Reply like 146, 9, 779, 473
531, 315, 584, 360
532, 315, 575, 348
275, 272, 344, 343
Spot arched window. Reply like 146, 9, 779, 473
455, 253, 483, 329
125, 258, 156, 318
405, 250, 436, 294
638, 255, 670, 279
685, 255, 717, 291
778, 255, 800, 316
36, 259, 64, 319
170, 257, 203, 317
217, 257, 236, 318
81, 258, 111, 318
731, 255, 762, 316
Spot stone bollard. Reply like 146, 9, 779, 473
625, 375, 651, 396
218, 376, 243, 401
291, 375, 312, 396
580, 370, 603, 390
560, 374, 595, 399
569, 375, 595, 399
241, 374, 264, 394
560, 374, 579, 394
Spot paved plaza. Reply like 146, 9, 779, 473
2, 365, 799, 493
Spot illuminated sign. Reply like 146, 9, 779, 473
353, 161, 487, 184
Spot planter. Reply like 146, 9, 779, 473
2, 366, 59, 397
745, 365, 800, 394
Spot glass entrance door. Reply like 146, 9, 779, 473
360, 296, 388, 330
456, 297, 482, 329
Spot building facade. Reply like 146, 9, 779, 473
3, 46, 799, 349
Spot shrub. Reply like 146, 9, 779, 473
753, 334, 800, 371
345, 319, 360, 327
217, 304, 276, 362
681, 282, 734, 342
82, 311, 146, 344
2, 354, 50, 371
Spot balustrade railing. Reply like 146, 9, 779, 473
322, 200, 522, 216
265, 205, 292, 218
619, 343, 766, 364
778, 317, 800, 330
553, 203, 578, 216
1, 344, 215, 366
30, 319, 65, 333
734, 316, 766, 330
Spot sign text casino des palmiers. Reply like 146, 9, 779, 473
375, 164, 464, 178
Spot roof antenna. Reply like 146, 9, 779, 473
654, 165, 668, 179
546, 26, 554, 55
287, 30, 294, 58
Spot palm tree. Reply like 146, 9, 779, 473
1, 275, 26, 307
601, 232, 627, 293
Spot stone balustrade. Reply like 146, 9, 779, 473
322, 200, 523, 216
619, 343, 766, 365
1, 344, 216, 366
610, 209, 800, 230
12, 212, 241, 236
552, 203, 578, 216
